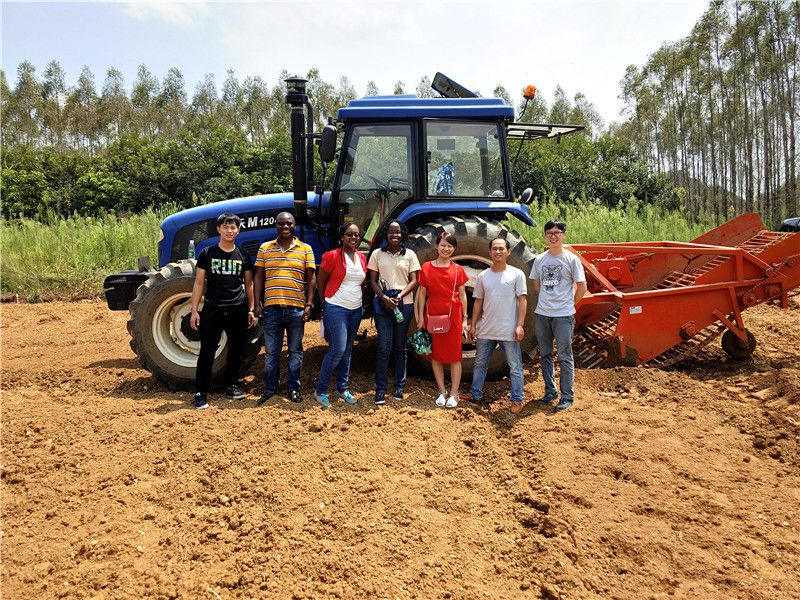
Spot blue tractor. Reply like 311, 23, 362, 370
104, 73, 582, 388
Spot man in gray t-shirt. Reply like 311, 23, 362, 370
468, 237, 528, 413
529, 219, 587, 411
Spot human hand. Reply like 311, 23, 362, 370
303, 305, 313, 322
382, 296, 399, 311
253, 300, 262, 318
247, 312, 257, 329
515, 325, 524, 342
190, 310, 200, 330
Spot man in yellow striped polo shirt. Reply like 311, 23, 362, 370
253, 211, 316, 404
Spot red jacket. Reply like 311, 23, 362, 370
320, 248, 367, 299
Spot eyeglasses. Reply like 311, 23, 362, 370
545, 230, 565, 238
344, 231, 361, 238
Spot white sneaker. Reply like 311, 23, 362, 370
445, 396, 458, 408
435, 393, 446, 407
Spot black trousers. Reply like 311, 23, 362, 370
195, 303, 249, 393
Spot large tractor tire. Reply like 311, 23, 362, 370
127, 260, 263, 390
406, 216, 538, 379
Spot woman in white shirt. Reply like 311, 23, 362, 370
314, 223, 367, 407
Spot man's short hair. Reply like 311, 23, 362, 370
217, 213, 242, 227
276, 211, 296, 223
543, 219, 566, 233
489, 236, 510, 250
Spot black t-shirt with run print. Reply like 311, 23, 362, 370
196, 244, 252, 307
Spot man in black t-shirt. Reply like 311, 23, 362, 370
189, 213, 256, 409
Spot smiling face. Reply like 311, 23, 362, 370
275, 212, 295, 241
217, 221, 240, 243
386, 222, 403, 250
436, 238, 455, 260
341, 224, 361, 250
489, 238, 510, 265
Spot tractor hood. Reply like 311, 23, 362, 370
158, 191, 323, 267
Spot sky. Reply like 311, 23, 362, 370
1, 1, 708, 126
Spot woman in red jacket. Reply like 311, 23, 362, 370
314, 222, 367, 407
415, 231, 469, 407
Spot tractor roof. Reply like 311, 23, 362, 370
337, 95, 515, 120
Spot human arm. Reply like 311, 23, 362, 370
414, 285, 427, 330
515, 295, 527, 342
317, 268, 330, 303
470, 298, 483, 342
574, 281, 587, 306
458, 284, 469, 338
253, 265, 265, 317
399, 271, 418, 304
304, 267, 317, 322
189, 267, 206, 330
244, 269, 257, 328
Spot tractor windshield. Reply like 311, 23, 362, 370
425, 120, 506, 198
336, 123, 414, 241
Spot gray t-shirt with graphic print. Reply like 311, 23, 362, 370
529, 250, 586, 317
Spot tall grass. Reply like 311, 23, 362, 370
511, 197, 716, 252
1, 206, 175, 301
1, 198, 715, 301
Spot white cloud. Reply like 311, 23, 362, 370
123, 1, 210, 27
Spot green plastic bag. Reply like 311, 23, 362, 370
407, 328, 433, 355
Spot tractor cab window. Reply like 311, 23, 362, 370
425, 120, 506, 198
335, 123, 414, 241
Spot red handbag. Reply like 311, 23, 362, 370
425, 265, 458, 334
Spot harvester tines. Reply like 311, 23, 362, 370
574, 308, 620, 368
645, 322, 728, 368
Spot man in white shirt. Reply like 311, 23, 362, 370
468, 237, 528, 414
529, 220, 587, 411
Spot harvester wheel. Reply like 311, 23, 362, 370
721, 328, 757, 359
127, 260, 263, 389
405, 216, 537, 379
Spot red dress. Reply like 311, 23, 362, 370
418, 262, 469, 363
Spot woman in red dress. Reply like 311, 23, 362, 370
415, 231, 469, 407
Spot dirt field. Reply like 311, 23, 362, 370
1, 299, 799, 599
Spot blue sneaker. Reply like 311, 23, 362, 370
554, 399, 573, 412
314, 392, 331, 408
537, 395, 557, 405
338, 390, 357, 405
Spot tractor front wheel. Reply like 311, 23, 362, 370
127, 260, 263, 389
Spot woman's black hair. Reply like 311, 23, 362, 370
380, 220, 408, 255
435, 230, 458, 249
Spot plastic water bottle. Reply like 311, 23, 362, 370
188, 240, 195, 259
393, 306, 404, 323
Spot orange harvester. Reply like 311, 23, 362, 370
568, 213, 800, 368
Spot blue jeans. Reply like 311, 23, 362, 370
374, 302, 414, 394
262, 305, 305, 394
535, 314, 575, 403
315, 302, 363, 395
470, 338, 525, 403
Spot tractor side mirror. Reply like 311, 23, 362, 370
520, 188, 534, 205
319, 125, 338, 163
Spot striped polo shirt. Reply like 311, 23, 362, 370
254, 238, 316, 308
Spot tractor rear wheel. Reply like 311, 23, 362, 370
405, 216, 537, 379
127, 260, 263, 389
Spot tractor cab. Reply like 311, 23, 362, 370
328, 102, 514, 245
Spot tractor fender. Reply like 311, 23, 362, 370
395, 201, 535, 232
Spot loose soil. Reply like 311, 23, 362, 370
2, 299, 799, 599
